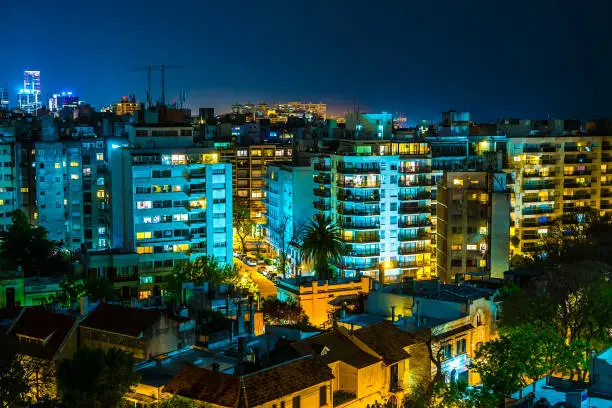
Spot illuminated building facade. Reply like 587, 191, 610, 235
114, 95, 138, 116
263, 163, 316, 274
18, 71, 42, 114
48, 92, 79, 111
0, 126, 19, 232
218, 145, 293, 225
108, 123, 233, 293
312, 140, 434, 282
506, 134, 612, 254
436, 172, 510, 282
0, 88, 9, 111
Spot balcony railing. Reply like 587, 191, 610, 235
399, 191, 432, 201
522, 196, 554, 203
522, 207, 555, 215
346, 250, 380, 257
337, 206, 380, 216
340, 221, 380, 230
313, 163, 331, 172
337, 180, 381, 188
523, 182, 557, 190
313, 188, 331, 198
563, 181, 591, 188
337, 192, 380, 202
314, 175, 330, 184
343, 235, 380, 243
399, 246, 428, 255
563, 194, 591, 201
398, 231, 430, 241
399, 204, 431, 214
336, 165, 380, 174
314, 201, 331, 211
523, 171, 556, 178
564, 157, 592, 164
398, 166, 432, 174
398, 219, 432, 228
398, 178, 434, 187
564, 170, 592, 176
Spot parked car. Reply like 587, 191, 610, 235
244, 257, 257, 267
268, 272, 278, 281
257, 266, 267, 273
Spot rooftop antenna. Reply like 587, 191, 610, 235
134, 64, 183, 108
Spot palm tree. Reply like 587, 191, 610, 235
300, 215, 346, 280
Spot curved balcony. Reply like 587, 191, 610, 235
399, 246, 429, 255
337, 180, 381, 188
398, 166, 431, 174
339, 221, 380, 230
314, 174, 331, 184
346, 250, 380, 257
314, 200, 331, 211
399, 191, 432, 201
337, 206, 380, 216
337, 192, 380, 203
398, 219, 432, 228
314, 188, 331, 198
313, 163, 331, 172
398, 178, 434, 187
399, 204, 431, 214
336, 164, 380, 174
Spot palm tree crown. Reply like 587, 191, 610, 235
300, 215, 346, 280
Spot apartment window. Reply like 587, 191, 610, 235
280, 402, 285, 408
453, 178, 463, 186
136, 232, 152, 240
70, 161, 79, 167
139, 291, 151, 300
451, 259, 462, 267
137, 246, 153, 254
96, 190, 105, 198
83, 167, 91, 176
55, 163, 60, 169
292, 396, 300, 408
319, 386, 327, 406
20, 187, 28, 193
71, 174, 80, 180
96, 153, 104, 161
137, 201, 152, 209
451, 244, 462, 251
466, 244, 477, 251
237, 150, 248, 157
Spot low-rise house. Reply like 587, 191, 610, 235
276, 276, 370, 327
163, 355, 334, 408
7, 308, 79, 401
80, 303, 194, 361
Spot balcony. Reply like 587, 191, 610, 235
313, 200, 331, 211
601, 203, 612, 209
399, 204, 431, 214
313, 188, 331, 198
398, 261, 426, 268
601, 168, 612, 174
398, 219, 431, 228
313, 163, 331, 172
399, 191, 432, 201
398, 178, 434, 187
346, 250, 380, 257
337, 180, 381, 188
522, 219, 554, 228
313, 175, 330, 184
522, 182, 557, 191
541, 157, 557, 165
522, 196, 554, 203
337, 192, 380, 202
603, 144, 612, 151
398, 166, 432, 174
522, 207, 554, 215
564, 170, 592, 177
601, 190, 612, 198
340, 221, 380, 230
563, 193, 591, 201
343, 234, 380, 243
564, 157, 593, 164
336, 165, 380, 174
337, 206, 380, 216
399, 231, 430, 241
563, 181, 591, 188
399, 246, 428, 255
523, 171, 556, 178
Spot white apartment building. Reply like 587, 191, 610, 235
108, 122, 233, 281
264, 163, 316, 274
0, 126, 19, 231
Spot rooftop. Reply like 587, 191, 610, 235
353, 321, 415, 364
383, 280, 494, 303
81, 303, 162, 337
290, 328, 381, 368
9, 308, 77, 360
165, 355, 334, 407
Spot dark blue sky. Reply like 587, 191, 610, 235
2, 0, 611, 121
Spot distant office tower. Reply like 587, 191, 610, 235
0, 88, 9, 111
113, 95, 138, 116
0, 125, 20, 232
49, 92, 79, 111
24, 71, 41, 93
18, 70, 42, 114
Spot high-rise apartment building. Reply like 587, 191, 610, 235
311, 140, 435, 282
436, 172, 510, 282
114, 95, 138, 116
24, 71, 41, 93
506, 134, 612, 254
0, 126, 19, 232
219, 145, 293, 225
48, 92, 79, 111
263, 163, 316, 274
107, 119, 233, 285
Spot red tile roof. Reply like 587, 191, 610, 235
165, 356, 334, 407
9, 308, 77, 360
354, 321, 415, 364
81, 303, 162, 337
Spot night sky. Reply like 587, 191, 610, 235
2, 0, 611, 122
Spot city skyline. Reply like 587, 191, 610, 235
2, 0, 612, 121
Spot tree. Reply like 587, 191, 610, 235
300, 215, 345, 280
56, 347, 139, 408
159, 395, 199, 408
271, 215, 292, 278
261, 298, 310, 326
233, 201, 254, 253
0, 210, 65, 276
0, 334, 29, 408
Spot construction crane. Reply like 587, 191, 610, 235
134, 64, 183, 108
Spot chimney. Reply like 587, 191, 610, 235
79, 296, 89, 316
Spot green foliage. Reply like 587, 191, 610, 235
158, 395, 199, 408
233, 201, 254, 253
0, 210, 69, 276
56, 348, 139, 408
0, 334, 29, 408
299, 215, 346, 280
436, 381, 500, 408
261, 298, 310, 326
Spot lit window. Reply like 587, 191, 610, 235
64, 199, 68, 205
139, 291, 152, 300
171, 154, 186, 164
0, 200, 4, 205
513, 155, 521, 162
479, 259, 487, 267
538, 228, 548, 235
20, 187, 28, 193
140, 276, 153, 284
173, 214, 188, 221
96, 153, 104, 161
137, 246, 153, 254
451, 244, 462, 251
466, 244, 478, 251
55, 163, 60, 169
173, 244, 189, 252
83, 168, 91, 176
453, 178, 463, 186
137, 201, 152, 209
70, 161, 79, 167
173, 185, 182, 192
96, 190, 105, 198
143, 217, 152, 223
479, 227, 488, 235
98, 226, 106, 235
71, 174, 80, 180
98, 238, 107, 247
136, 232, 152, 240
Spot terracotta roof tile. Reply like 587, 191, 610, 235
354, 321, 415, 365
81, 303, 161, 337
291, 330, 381, 368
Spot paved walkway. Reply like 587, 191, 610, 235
235, 257, 277, 299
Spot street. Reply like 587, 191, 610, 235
234, 257, 277, 299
